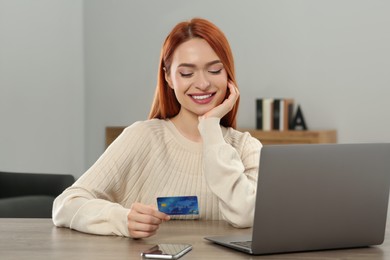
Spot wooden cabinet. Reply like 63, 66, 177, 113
238, 129, 337, 145
105, 127, 126, 148
106, 126, 337, 148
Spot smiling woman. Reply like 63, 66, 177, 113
164, 38, 229, 135
52, 17, 262, 239
149, 18, 238, 128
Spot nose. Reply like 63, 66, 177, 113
194, 71, 210, 90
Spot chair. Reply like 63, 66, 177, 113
0, 171, 75, 218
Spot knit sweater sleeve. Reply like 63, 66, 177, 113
198, 117, 262, 228
52, 123, 146, 237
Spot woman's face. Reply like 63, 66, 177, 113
165, 38, 228, 118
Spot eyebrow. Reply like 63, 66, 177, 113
177, 60, 222, 68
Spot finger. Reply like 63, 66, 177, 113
127, 213, 161, 238
128, 219, 160, 232
149, 204, 171, 221
128, 217, 159, 238
227, 81, 237, 91
131, 203, 170, 222
140, 206, 170, 221
235, 86, 240, 96
130, 229, 157, 239
224, 84, 239, 106
130, 213, 162, 225
227, 82, 239, 98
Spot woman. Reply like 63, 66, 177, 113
53, 18, 262, 238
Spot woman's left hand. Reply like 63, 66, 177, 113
201, 81, 239, 120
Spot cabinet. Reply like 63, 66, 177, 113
106, 127, 127, 148
238, 129, 337, 145
106, 126, 337, 148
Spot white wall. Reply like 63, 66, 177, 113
0, 0, 85, 175
84, 0, 390, 168
1, 1, 389, 177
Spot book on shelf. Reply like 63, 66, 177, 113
256, 99, 263, 130
256, 98, 295, 131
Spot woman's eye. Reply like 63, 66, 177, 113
179, 72, 193, 77
209, 69, 222, 75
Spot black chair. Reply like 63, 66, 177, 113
0, 171, 75, 218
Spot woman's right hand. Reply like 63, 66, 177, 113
200, 81, 239, 120
127, 202, 170, 238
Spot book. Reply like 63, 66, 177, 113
272, 99, 281, 130
256, 99, 263, 130
262, 98, 274, 131
255, 98, 295, 131
283, 99, 294, 130
279, 100, 285, 131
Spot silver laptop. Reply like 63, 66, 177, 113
205, 143, 390, 255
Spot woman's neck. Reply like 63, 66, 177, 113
170, 110, 202, 143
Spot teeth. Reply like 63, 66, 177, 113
192, 94, 212, 100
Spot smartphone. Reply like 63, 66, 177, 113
141, 243, 192, 259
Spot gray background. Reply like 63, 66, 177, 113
1, 0, 389, 177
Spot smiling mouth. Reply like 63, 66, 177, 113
190, 93, 215, 100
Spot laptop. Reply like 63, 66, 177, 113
205, 143, 390, 255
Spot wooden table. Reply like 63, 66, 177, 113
1, 218, 389, 259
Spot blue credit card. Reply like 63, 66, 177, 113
157, 196, 199, 215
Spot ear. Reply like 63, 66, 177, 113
164, 68, 174, 89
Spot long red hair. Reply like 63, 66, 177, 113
148, 18, 239, 128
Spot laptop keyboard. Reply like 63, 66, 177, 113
231, 241, 252, 249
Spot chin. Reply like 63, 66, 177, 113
194, 107, 216, 116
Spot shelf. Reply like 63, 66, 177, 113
105, 127, 126, 148
106, 127, 337, 148
238, 129, 337, 145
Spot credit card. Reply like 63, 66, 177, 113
157, 196, 199, 215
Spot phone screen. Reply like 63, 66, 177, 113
141, 243, 192, 259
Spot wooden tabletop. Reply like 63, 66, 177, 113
1, 218, 389, 259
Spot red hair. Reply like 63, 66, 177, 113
148, 18, 239, 128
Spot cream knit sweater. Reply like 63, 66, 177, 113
53, 117, 262, 237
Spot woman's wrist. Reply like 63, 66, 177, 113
198, 117, 225, 145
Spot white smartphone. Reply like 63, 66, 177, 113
141, 243, 192, 259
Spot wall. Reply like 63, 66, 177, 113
1, 1, 389, 177
0, 0, 85, 175
84, 0, 390, 168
